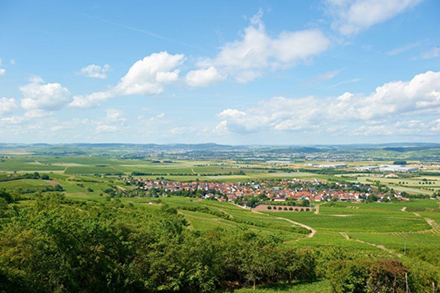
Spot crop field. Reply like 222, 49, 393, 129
5, 173, 437, 261
1, 151, 440, 291
0, 179, 53, 190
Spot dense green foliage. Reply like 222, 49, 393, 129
1, 192, 439, 292
0, 193, 318, 292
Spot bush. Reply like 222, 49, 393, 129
327, 259, 408, 293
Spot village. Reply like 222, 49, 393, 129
122, 177, 411, 208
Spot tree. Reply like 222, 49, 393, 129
0, 191, 13, 203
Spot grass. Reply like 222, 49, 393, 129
229, 279, 332, 293
266, 210, 430, 232
0, 179, 52, 190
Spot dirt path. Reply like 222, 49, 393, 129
116, 186, 127, 192
44, 180, 60, 186
339, 232, 402, 257
217, 208, 234, 218
251, 209, 317, 239
354, 238, 402, 257
191, 168, 197, 175
314, 204, 320, 214
276, 216, 317, 238
425, 218, 440, 234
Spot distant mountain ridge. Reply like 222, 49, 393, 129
0, 142, 439, 151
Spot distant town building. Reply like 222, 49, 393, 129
355, 166, 379, 171
379, 165, 418, 173
317, 164, 347, 169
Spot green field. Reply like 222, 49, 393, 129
1, 152, 440, 292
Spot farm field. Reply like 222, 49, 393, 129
3, 172, 439, 259
1, 150, 440, 292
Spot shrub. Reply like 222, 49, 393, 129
327, 259, 408, 293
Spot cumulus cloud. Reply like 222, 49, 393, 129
69, 91, 113, 109
114, 51, 184, 95
19, 76, 71, 114
0, 98, 18, 116
70, 52, 184, 108
78, 64, 111, 79
326, 0, 423, 36
216, 71, 440, 134
198, 9, 330, 82
186, 66, 226, 87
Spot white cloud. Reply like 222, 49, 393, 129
186, 66, 226, 87
1, 116, 26, 125
24, 109, 49, 119
326, 0, 423, 36
10, 59, 16, 65
214, 120, 228, 135
105, 108, 126, 123
198, 9, 330, 82
70, 52, 184, 108
114, 51, 184, 95
19, 76, 71, 112
78, 64, 111, 79
217, 71, 440, 134
155, 70, 180, 83
352, 119, 440, 136
69, 91, 113, 109
0, 58, 2, 66
96, 125, 118, 132
421, 47, 440, 59
170, 126, 195, 135
0, 69, 5, 76
0, 98, 18, 116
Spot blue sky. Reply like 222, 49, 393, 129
0, 0, 439, 145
